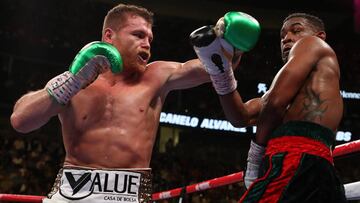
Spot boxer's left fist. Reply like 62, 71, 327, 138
189, 12, 260, 95
190, 26, 237, 95
189, 11, 261, 75
190, 25, 233, 76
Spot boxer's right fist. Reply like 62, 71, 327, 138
46, 42, 123, 105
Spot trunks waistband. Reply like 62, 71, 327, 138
47, 166, 152, 203
266, 135, 334, 163
270, 121, 335, 148
62, 165, 152, 174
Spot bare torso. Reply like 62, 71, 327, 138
283, 44, 343, 132
9, 14, 208, 170
252, 36, 343, 145
60, 64, 169, 169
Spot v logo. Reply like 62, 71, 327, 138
65, 172, 91, 195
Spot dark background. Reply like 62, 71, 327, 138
1, 0, 359, 202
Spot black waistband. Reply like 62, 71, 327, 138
270, 121, 335, 148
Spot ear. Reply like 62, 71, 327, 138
102, 28, 114, 43
316, 31, 326, 40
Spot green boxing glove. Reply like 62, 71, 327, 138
46, 41, 123, 105
215, 11, 261, 52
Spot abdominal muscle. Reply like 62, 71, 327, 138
63, 126, 155, 169
59, 81, 162, 169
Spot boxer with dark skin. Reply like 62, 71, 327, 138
220, 14, 343, 144
204, 13, 346, 202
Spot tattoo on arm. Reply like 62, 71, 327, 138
300, 86, 328, 121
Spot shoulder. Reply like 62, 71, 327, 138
143, 60, 182, 81
293, 36, 335, 57
147, 60, 181, 70
290, 36, 339, 76
145, 60, 183, 77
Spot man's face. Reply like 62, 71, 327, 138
280, 17, 317, 63
109, 14, 153, 72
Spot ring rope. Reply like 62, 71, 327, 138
153, 172, 244, 200
332, 139, 360, 157
1, 139, 359, 202
0, 194, 44, 203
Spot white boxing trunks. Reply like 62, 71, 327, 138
43, 166, 152, 203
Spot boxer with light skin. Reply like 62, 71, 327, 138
10, 4, 259, 203
194, 13, 347, 202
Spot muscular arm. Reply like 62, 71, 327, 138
165, 59, 210, 91
11, 42, 118, 133
219, 93, 262, 127
158, 50, 256, 127
161, 53, 242, 93
255, 36, 332, 145
10, 89, 64, 133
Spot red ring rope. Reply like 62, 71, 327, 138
153, 172, 244, 200
332, 139, 360, 157
0, 194, 44, 202
1, 139, 359, 202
